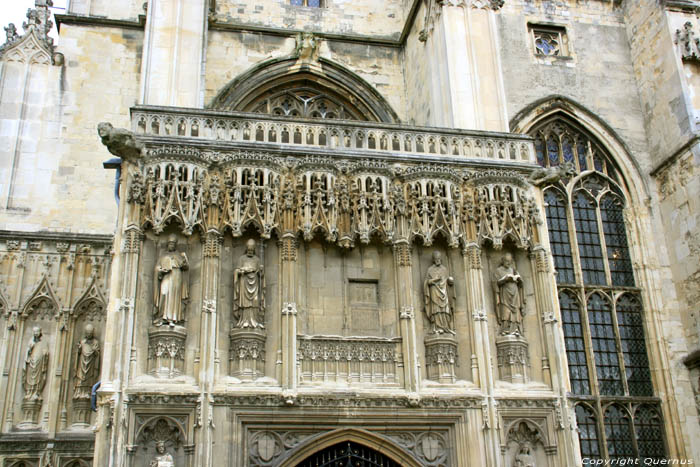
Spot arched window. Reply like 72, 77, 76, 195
530, 115, 665, 461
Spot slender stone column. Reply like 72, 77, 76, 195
279, 235, 298, 399
393, 242, 420, 393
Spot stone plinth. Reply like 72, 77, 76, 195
19, 399, 42, 428
72, 399, 92, 428
424, 335, 458, 384
495, 334, 529, 384
148, 325, 187, 378
229, 328, 266, 381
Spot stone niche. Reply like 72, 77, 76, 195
219, 235, 279, 382
297, 240, 397, 337
483, 247, 543, 386
412, 243, 472, 383
135, 230, 203, 382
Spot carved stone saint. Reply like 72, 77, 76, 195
514, 442, 536, 467
22, 327, 49, 401
149, 441, 175, 467
154, 235, 189, 326
492, 253, 526, 336
233, 239, 265, 329
423, 251, 455, 335
73, 324, 100, 400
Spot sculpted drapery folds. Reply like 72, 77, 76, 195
154, 235, 189, 326
423, 251, 456, 335
233, 239, 265, 329
492, 253, 526, 336
23, 326, 49, 401
73, 324, 100, 400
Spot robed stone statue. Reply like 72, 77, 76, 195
73, 324, 100, 400
492, 253, 526, 336
149, 441, 175, 467
514, 442, 536, 467
423, 251, 456, 335
23, 326, 49, 401
154, 235, 189, 326
233, 239, 265, 329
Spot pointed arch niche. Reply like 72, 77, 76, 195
511, 96, 674, 461
276, 428, 423, 467
208, 57, 400, 123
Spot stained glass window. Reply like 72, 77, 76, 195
528, 115, 664, 461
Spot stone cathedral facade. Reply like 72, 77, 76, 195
0, 0, 699, 465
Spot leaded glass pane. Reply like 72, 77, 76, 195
547, 136, 560, 166
617, 294, 653, 396
600, 195, 634, 287
573, 192, 606, 285
576, 404, 601, 459
535, 138, 545, 166
560, 291, 590, 394
308, 0, 321, 6
577, 138, 588, 172
604, 405, 635, 461
291, 0, 303, 5
544, 190, 575, 284
635, 405, 666, 460
588, 293, 623, 395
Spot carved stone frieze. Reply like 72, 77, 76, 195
297, 335, 402, 386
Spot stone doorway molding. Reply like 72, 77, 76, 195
275, 427, 423, 467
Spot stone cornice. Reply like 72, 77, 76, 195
664, 0, 700, 13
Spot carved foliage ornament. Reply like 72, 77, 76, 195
126, 154, 540, 252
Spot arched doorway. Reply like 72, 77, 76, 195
277, 428, 423, 467
295, 440, 400, 467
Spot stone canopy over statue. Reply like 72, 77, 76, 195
154, 235, 189, 326
492, 253, 526, 336
233, 239, 265, 329
73, 324, 100, 400
23, 326, 49, 401
423, 251, 456, 335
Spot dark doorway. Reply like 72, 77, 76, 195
295, 440, 401, 467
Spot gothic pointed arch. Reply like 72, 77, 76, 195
208, 56, 400, 123
514, 97, 669, 461
21, 276, 60, 320
72, 276, 107, 323
509, 95, 649, 202
276, 428, 423, 467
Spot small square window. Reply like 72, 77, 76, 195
528, 24, 570, 58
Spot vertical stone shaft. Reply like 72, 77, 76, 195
280, 235, 298, 393
140, 0, 208, 107
463, 243, 498, 466
93, 163, 142, 467
393, 242, 420, 393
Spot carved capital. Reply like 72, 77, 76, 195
279, 236, 298, 262
392, 242, 412, 267
463, 243, 482, 269
282, 302, 297, 316
204, 232, 222, 258
399, 305, 415, 320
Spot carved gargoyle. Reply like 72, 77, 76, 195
97, 122, 144, 160
527, 162, 575, 187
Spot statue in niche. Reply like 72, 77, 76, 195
423, 251, 455, 335
22, 327, 49, 401
514, 441, 536, 467
233, 239, 265, 329
149, 441, 175, 467
73, 324, 100, 400
153, 235, 189, 326
492, 253, 526, 336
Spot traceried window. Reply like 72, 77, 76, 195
530, 116, 665, 461
528, 24, 570, 58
